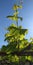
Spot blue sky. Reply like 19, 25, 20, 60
0, 0, 33, 48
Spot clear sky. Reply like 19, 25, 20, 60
0, 0, 33, 48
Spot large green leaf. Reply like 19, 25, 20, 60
4, 29, 28, 42
7, 26, 28, 34
4, 25, 28, 44
6, 15, 23, 21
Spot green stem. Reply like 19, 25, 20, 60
17, 21, 18, 27
15, 10, 19, 51
16, 10, 18, 27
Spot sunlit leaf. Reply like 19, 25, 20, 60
13, 4, 22, 10
19, 5, 22, 8
26, 56, 32, 61
6, 16, 18, 21
30, 37, 33, 41
19, 34, 25, 40
13, 11, 19, 16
